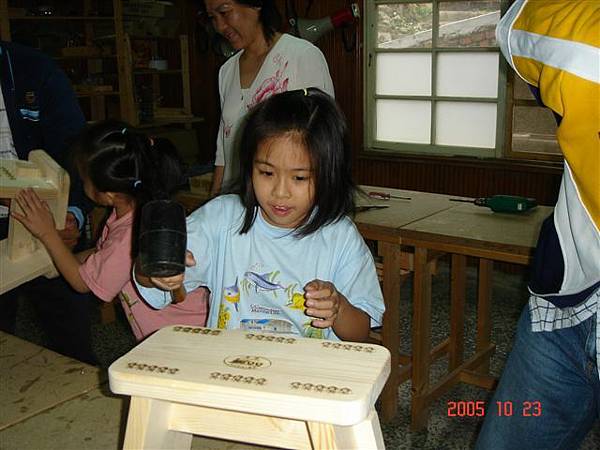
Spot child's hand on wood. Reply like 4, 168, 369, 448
304, 279, 347, 329
11, 188, 58, 244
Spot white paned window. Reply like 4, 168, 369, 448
376, 53, 432, 96
377, 99, 432, 143
435, 101, 497, 148
436, 52, 499, 97
366, 0, 505, 158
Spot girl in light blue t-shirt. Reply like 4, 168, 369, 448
136, 88, 384, 342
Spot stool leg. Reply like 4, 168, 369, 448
123, 397, 192, 450
306, 409, 385, 450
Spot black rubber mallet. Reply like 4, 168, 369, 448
138, 200, 187, 303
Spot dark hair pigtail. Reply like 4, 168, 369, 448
130, 134, 184, 258
70, 119, 184, 257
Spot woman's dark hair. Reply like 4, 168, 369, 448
236, 0, 281, 42
238, 88, 355, 237
71, 119, 183, 207
201, 0, 282, 43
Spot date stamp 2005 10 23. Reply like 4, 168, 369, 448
447, 400, 542, 417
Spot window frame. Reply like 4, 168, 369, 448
503, 70, 563, 162
364, 0, 509, 159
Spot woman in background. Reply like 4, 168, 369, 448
203, 0, 334, 195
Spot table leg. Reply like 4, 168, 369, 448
410, 247, 433, 431
123, 397, 192, 450
307, 409, 384, 450
378, 241, 404, 422
476, 258, 493, 373
449, 254, 467, 371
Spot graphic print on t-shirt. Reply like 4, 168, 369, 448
248, 55, 289, 109
217, 267, 326, 338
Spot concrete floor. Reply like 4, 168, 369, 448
4, 261, 600, 449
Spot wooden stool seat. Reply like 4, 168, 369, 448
109, 326, 390, 449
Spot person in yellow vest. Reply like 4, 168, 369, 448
476, 1, 600, 448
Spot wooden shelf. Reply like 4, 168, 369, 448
128, 35, 180, 40
1, 0, 131, 122
54, 55, 117, 60
9, 16, 114, 20
1, 1, 195, 127
133, 69, 182, 75
122, 32, 193, 127
135, 116, 204, 128
76, 91, 120, 98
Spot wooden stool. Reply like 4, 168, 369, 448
109, 326, 391, 450
0, 151, 69, 294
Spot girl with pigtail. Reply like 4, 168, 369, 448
12, 120, 208, 342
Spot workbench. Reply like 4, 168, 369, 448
398, 200, 552, 430
354, 187, 460, 422
354, 186, 551, 430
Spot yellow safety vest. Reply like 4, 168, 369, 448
497, 0, 600, 298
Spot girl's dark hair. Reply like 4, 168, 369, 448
71, 120, 184, 256
71, 119, 183, 207
238, 88, 355, 237
201, 0, 282, 43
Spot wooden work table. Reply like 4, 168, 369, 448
398, 201, 551, 429
354, 186, 463, 242
353, 186, 552, 430
0, 331, 272, 450
0, 331, 104, 431
354, 186, 466, 424
400, 201, 550, 264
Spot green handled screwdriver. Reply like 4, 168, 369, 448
449, 195, 537, 213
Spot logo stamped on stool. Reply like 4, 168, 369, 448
224, 355, 272, 370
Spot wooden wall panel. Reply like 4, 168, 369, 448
187, 1, 562, 205
355, 157, 561, 205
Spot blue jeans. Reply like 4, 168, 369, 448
475, 306, 599, 450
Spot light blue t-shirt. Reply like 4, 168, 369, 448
136, 195, 384, 340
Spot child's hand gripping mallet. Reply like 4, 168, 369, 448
139, 200, 187, 303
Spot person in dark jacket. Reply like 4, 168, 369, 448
1, 40, 97, 364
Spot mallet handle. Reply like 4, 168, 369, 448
171, 285, 187, 304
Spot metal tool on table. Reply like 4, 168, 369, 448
449, 195, 537, 213
355, 204, 389, 213
368, 191, 412, 201
139, 200, 187, 303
